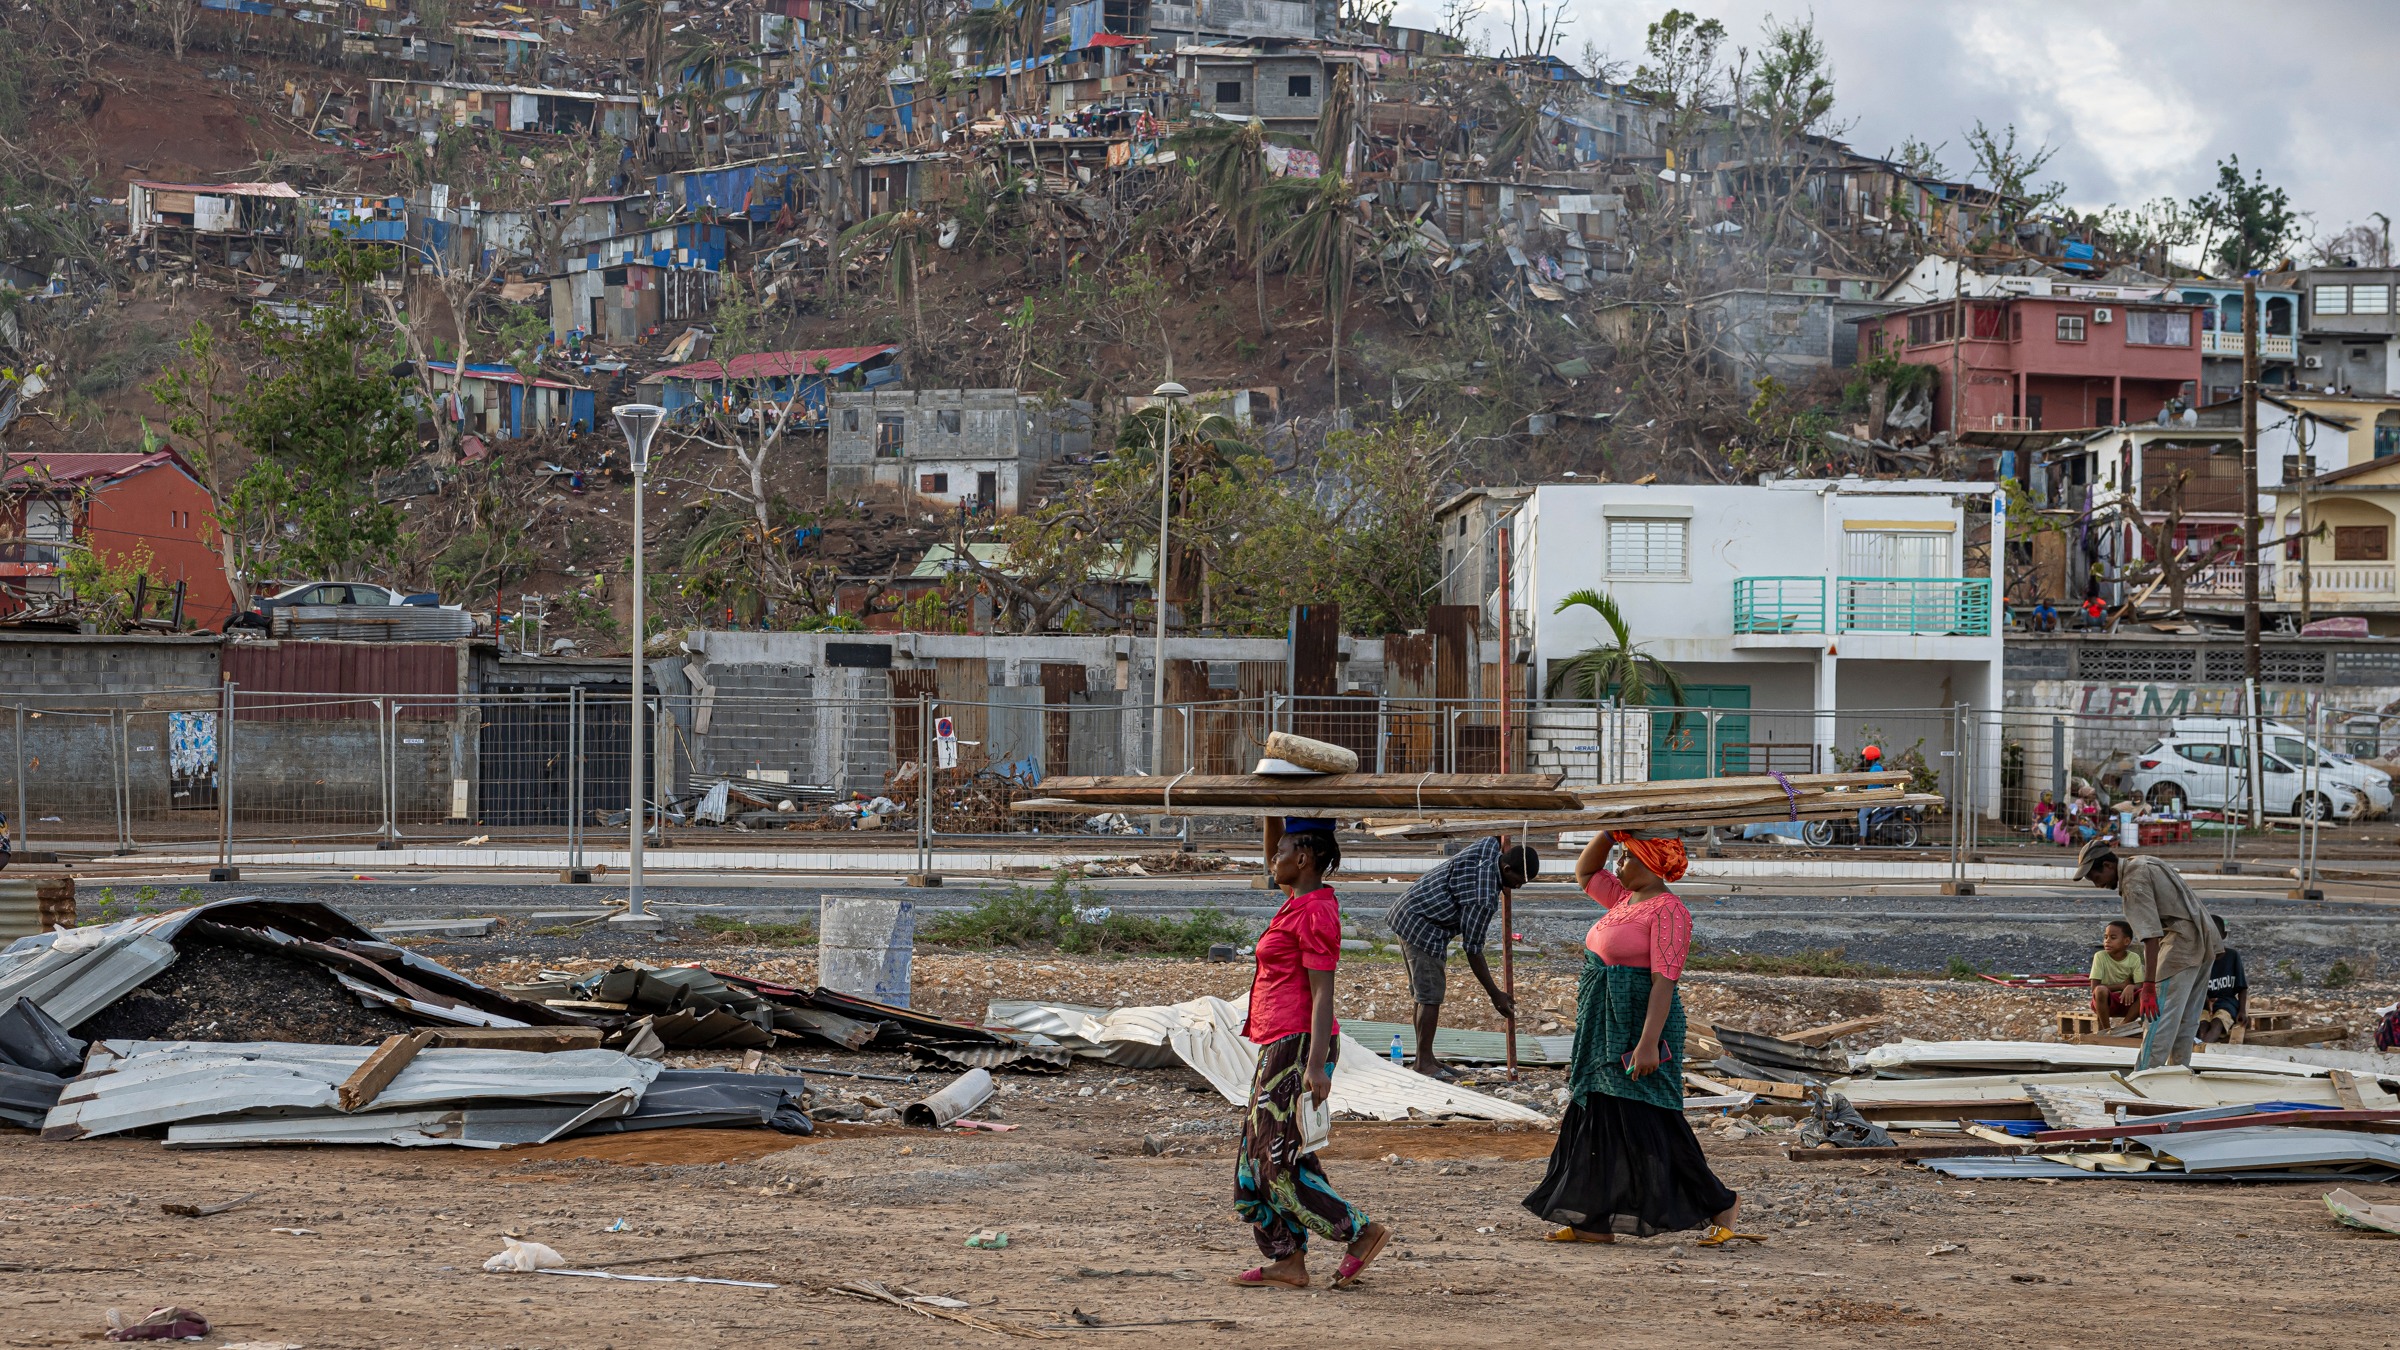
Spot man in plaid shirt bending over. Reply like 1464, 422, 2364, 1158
1385, 835, 1538, 1080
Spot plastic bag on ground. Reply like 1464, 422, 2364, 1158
484, 1238, 567, 1272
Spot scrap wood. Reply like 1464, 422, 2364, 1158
1022, 772, 1577, 811
338, 1030, 435, 1112
2238, 1023, 2351, 1048
1789, 1142, 2034, 1163
539, 1268, 776, 1289
1783, 1016, 1885, 1047
830, 1279, 1063, 1339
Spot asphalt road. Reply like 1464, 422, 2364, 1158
88, 869, 2399, 987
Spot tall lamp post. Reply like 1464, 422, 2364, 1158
612, 403, 665, 929
1149, 381, 1187, 777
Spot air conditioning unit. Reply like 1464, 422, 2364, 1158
2304, 355, 2325, 369
2093, 307, 2115, 324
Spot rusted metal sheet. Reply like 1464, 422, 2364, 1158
1038, 663, 1087, 773
1289, 604, 1338, 697
1427, 606, 1478, 703
889, 669, 938, 765
224, 641, 459, 721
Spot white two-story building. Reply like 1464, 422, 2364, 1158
1438, 478, 2003, 805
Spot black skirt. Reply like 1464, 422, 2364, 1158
1521, 1091, 1738, 1238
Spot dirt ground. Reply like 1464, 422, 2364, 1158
6, 956, 2397, 1348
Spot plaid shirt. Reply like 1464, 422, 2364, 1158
1386, 835, 1503, 954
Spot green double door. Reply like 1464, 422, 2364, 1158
1649, 685, 1752, 781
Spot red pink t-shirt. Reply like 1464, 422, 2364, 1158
1582, 869, 1694, 980
1244, 885, 1343, 1044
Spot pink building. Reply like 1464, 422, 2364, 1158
1860, 294, 2205, 434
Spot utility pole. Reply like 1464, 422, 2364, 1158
2241, 277, 2265, 827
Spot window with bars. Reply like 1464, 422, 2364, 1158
1606, 518, 1687, 576
875, 414, 906, 457
2316, 285, 2349, 316
2352, 285, 2391, 315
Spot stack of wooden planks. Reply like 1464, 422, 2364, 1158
1364, 771, 1936, 837
1010, 772, 1583, 815
1009, 769, 1937, 835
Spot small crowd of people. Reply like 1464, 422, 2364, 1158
1228, 814, 2294, 1287
1229, 818, 1757, 1288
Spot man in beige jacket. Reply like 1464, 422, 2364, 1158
2076, 839, 2222, 1068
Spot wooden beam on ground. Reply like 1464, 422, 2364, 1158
426, 1026, 605, 1052
1705, 1073, 1812, 1102
1782, 1015, 1885, 1047
2235, 1023, 2349, 1047
338, 1030, 433, 1112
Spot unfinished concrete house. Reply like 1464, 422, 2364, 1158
825, 389, 1092, 515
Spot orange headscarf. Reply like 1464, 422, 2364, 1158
1611, 830, 1689, 885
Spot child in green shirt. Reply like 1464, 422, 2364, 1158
2089, 919, 2147, 1030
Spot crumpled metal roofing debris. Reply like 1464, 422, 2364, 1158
45, 1040, 660, 1142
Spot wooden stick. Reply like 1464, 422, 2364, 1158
338, 1030, 433, 1112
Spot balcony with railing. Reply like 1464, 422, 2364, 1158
2200, 330, 2297, 360
1737, 576, 1991, 637
1732, 577, 1825, 635
1833, 577, 1992, 636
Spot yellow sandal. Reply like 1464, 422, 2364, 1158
1546, 1226, 1615, 1244
1695, 1224, 1766, 1247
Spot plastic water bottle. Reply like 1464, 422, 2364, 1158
1389, 1034, 1405, 1065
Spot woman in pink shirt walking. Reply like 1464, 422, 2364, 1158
1522, 830, 1759, 1246
1229, 818, 1391, 1290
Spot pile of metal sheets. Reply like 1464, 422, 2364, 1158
44, 1040, 665, 1148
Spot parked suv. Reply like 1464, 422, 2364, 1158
2122, 737, 2364, 821
2166, 716, 2392, 817
223, 581, 450, 633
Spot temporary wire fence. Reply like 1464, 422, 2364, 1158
3, 685, 2375, 860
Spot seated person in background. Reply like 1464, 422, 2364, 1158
2030, 599, 2059, 633
2089, 919, 2147, 1031
2077, 595, 2109, 629
2198, 916, 2248, 1043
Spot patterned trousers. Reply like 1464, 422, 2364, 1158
1234, 1031, 1366, 1260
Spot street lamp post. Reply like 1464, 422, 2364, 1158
612, 403, 665, 929
1149, 382, 1186, 777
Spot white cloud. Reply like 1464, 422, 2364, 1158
1956, 14, 2213, 204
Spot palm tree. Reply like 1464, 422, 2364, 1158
838, 208, 934, 346
610, 0, 669, 100
1259, 170, 1356, 413
1174, 118, 1274, 337
1544, 589, 1690, 725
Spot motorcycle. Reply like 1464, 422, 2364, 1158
1800, 803, 1924, 848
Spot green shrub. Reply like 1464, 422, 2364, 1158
921, 872, 1246, 958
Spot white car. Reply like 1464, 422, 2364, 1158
2124, 738, 2363, 821
2167, 717, 2393, 817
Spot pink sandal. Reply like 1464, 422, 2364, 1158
1332, 1223, 1390, 1287
1231, 1266, 1308, 1289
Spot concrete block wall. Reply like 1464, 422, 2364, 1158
0, 635, 220, 706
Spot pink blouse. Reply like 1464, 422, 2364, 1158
1582, 869, 1694, 980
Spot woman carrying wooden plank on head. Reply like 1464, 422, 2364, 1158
1522, 830, 1761, 1247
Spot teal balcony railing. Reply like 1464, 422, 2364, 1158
1732, 577, 1825, 634
1834, 577, 1992, 636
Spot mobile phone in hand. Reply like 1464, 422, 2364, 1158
1620, 1039, 1675, 1072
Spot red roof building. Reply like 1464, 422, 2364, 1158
1858, 294, 2205, 435
1, 451, 234, 629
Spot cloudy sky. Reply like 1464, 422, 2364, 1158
1396, 0, 2400, 254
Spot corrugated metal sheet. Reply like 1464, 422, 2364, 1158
268, 604, 473, 641
2137, 1126, 2400, 1173
167, 1098, 630, 1149
47, 1040, 660, 1140
1920, 1155, 2397, 1182
0, 929, 180, 1027
1853, 1040, 2350, 1079
225, 640, 460, 721
0, 879, 76, 942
